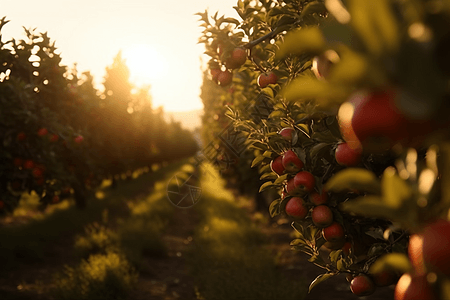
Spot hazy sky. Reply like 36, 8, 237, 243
2, 0, 240, 112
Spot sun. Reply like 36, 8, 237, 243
122, 44, 168, 85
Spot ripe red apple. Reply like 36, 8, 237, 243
349, 89, 410, 150
257, 71, 278, 88
285, 197, 308, 219
210, 68, 221, 83
408, 233, 426, 275
286, 178, 300, 195
74, 135, 84, 143
335, 142, 362, 166
282, 150, 304, 173
278, 127, 295, 142
350, 275, 376, 297
312, 205, 333, 228
323, 222, 345, 242
16, 132, 26, 141
225, 47, 247, 69
218, 70, 233, 86
23, 160, 34, 170
270, 155, 285, 176
293, 171, 315, 192
310, 191, 328, 206
32, 167, 44, 178
37, 128, 48, 136
422, 219, 450, 277
372, 269, 399, 287
50, 134, 59, 142
394, 273, 437, 300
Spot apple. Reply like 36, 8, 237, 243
335, 142, 362, 166
225, 47, 246, 69
0, 200, 4, 210
37, 128, 48, 136
282, 150, 304, 173
394, 273, 437, 300
285, 197, 308, 219
408, 233, 426, 275
16, 132, 26, 141
210, 68, 221, 83
52, 195, 60, 204
342, 241, 352, 256
218, 70, 233, 86
74, 135, 84, 143
310, 191, 328, 206
270, 155, 285, 176
372, 269, 399, 287
293, 171, 315, 192
349, 89, 410, 150
286, 178, 300, 195
50, 134, 59, 142
32, 167, 44, 178
278, 127, 295, 142
257, 71, 277, 88
23, 160, 34, 170
422, 219, 450, 276
312, 205, 333, 228
323, 222, 345, 242
350, 275, 376, 297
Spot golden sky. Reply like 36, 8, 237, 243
2, 0, 240, 112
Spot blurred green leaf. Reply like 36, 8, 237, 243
325, 168, 381, 194
369, 253, 412, 274
275, 27, 326, 60
381, 167, 412, 209
340, 196, 399, 220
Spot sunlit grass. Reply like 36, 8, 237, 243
188, 163, 307, 300
53, 251, 138, 300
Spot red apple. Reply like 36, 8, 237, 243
335, 142, 362, 166
285, 197, 308, 219
278, 127, 295, 142
286, 178, 300, 196
17, 132, 26, 141
37, 128, 48, 136
225, 47, 247, 69
350, 275, 376, 297
310, 191, 328, 206
323, 222, 345, 242
312, 205, 333, 228
350, 89, 410, 150
218, 70, 233, 86
422, 219, 450, 276
210, 68, 221, 83
52, 195, 60, 204
50, 134, 59, 142
342, 241, 352, 256
74, 135, 84, 143
270, 155, 285, 176
293, 171, 315, 192
23, 160, 34, 169
282, 150, 304, 173
257, 71, 278, 88
394, 273, 437, 300
32, 167, 44, 178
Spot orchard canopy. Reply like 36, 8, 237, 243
198, 0, 450, 298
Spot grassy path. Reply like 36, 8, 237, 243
0, 159, 395, 300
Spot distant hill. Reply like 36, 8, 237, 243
164, 109, 203, 131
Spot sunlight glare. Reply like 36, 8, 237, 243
122, 44, 168, 85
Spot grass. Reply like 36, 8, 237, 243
188, 163, 307, 300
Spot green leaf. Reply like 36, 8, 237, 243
222, 17, 241, 25
382, 167, 412, 209
268, 110, 286, 119
259, 181, 274, 193
308, 273, 335, 293
274, 174, 288, 185
262, 150, 273, 158
369, 253, 412, 274
340, 196, 399, 220
325, 168, 381, 194
329, 250, 343, 263
300, 1, 326, 19
269, 199, 281, 217
251, 155, 266, 168
275, 27, 326, 60
290, 238, 307, 246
